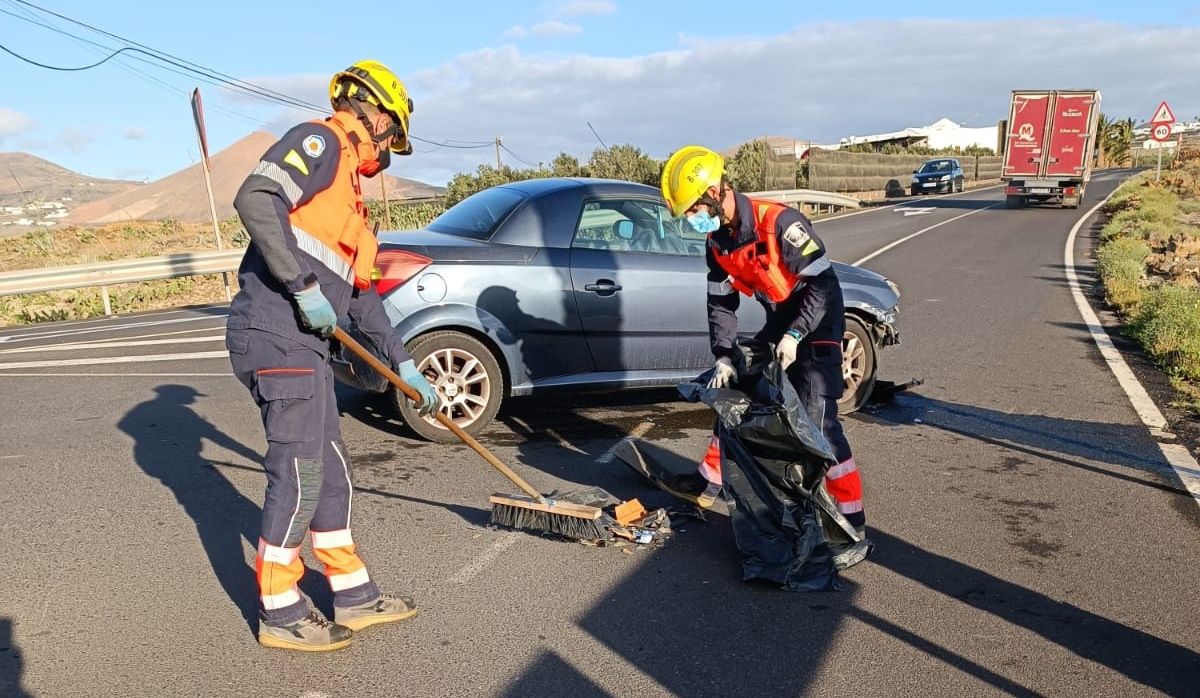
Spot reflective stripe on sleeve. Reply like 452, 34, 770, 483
292, 225, 354, 283
798, 255, 831, 278
707, 277, 735, 295
251, 160, 303, 207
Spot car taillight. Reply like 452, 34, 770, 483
1005, 186, 1019, 195
374, 248, 432, 297
1064, 187, 1077, 196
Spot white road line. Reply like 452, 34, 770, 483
818, 184, 1002, 223
446, 533, 519, 584
851, 204, 1000, 267
597, 420, 657, 464
0, 335, 225, 355
1064, 197, 1200, 505
0, 314, 227, 345
0, 350, 229, 370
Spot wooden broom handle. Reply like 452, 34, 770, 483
332, 327, 543, 501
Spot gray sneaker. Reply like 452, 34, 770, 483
335, 593, 418, 631
258, 611, 353, 652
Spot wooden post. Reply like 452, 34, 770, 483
380, 174, 391, 230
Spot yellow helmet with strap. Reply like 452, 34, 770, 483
661, 145, 725, 217
329, 60, 414, 155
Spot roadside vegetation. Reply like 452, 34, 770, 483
1096, 145, 1200, 411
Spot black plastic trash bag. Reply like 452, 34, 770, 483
679, 348, 857, 592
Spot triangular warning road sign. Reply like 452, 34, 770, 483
1151, 101, 1176, 125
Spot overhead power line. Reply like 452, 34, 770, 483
1, 41, 157, 71
0, 0, 507, 154
11, 0, 326, 114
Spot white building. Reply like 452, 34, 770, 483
838, 118, 1000, 152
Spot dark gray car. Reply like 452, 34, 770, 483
336, 178, 900, 442
910, 158, 965, 195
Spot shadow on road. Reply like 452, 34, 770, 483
118, 386, 262, 627
496, 514, 1199, 695
860, 392, 1195, 498
117, 385, 335, 628
0, 617, 31, 698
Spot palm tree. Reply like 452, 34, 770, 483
1096, 113, 1133, 168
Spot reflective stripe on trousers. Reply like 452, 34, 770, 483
228, 328, 379, 624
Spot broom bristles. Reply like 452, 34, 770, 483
490, 502, 610, 541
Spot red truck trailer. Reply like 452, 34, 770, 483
1001, 89, 1101, 209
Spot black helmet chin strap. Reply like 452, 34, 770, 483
347, 95, 400, 147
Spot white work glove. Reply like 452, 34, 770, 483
776, 332, 801, 371
707, 357, 736, 389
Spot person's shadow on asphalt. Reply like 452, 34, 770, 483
117, 384, 332, 631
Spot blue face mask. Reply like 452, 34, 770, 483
687, 210, 721, 234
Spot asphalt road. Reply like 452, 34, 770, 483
1, 175, 1198, 697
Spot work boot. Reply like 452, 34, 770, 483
832, 527, 874, 571
334, 593, 418, 631
258, 611, 353, 652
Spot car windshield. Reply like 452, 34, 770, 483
919, 160, 955, 173
426, 187, 526, 240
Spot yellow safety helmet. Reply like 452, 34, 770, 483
329, 60, 414, 155
661, 145, 725, 217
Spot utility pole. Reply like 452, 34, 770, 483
189, 88, 232, 302
495, 137, 502, 168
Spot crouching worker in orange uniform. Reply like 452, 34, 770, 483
660, 145, 871, 570
226, 60, 440, 651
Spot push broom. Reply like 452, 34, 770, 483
332, 327, 609, 540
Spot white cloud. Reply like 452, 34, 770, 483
59, 126, 99, 154
244, 20, 1200, 186
122, 126, 147, 141
531, 20, 583, 38
503, 25, 528, 39
0, 107, 36, 145
559, 0, 616, 16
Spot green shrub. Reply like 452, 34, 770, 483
1096, 236, 1150, 310
1132, 285, 1200, 380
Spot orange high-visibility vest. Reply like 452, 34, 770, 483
287, 111, 378, 289
708, 198, 800, 303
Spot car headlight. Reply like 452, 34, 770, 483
885, 278, 901, 300
939, 175, 950, 181
911, 176, 920, 182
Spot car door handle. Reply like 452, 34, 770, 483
584, 280, 622, 295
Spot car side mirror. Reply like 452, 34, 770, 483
614, 220, 634, 240
912, 170, 918, 174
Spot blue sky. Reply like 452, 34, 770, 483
2, 0, 1199, 185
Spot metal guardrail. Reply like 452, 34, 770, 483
745, 188, 862, 210
0, 249, 244, 313
0, 249, 244, 296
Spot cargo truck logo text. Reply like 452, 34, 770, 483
1017, 123, 1037, 141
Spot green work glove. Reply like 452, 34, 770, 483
398, 360, 439, 417
293, 284, 337, 337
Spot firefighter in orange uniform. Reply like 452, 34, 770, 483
226, 60, 439, 651
661, 145, 871, 570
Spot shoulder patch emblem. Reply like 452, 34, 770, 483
302, 134, 326, 158
783, 222, 811, 249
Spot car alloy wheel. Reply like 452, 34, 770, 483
837, 318, 877, 414
420, 347, 492, 428
393, 330, 505, 443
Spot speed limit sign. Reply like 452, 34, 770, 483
1151, 123, 1173, 142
